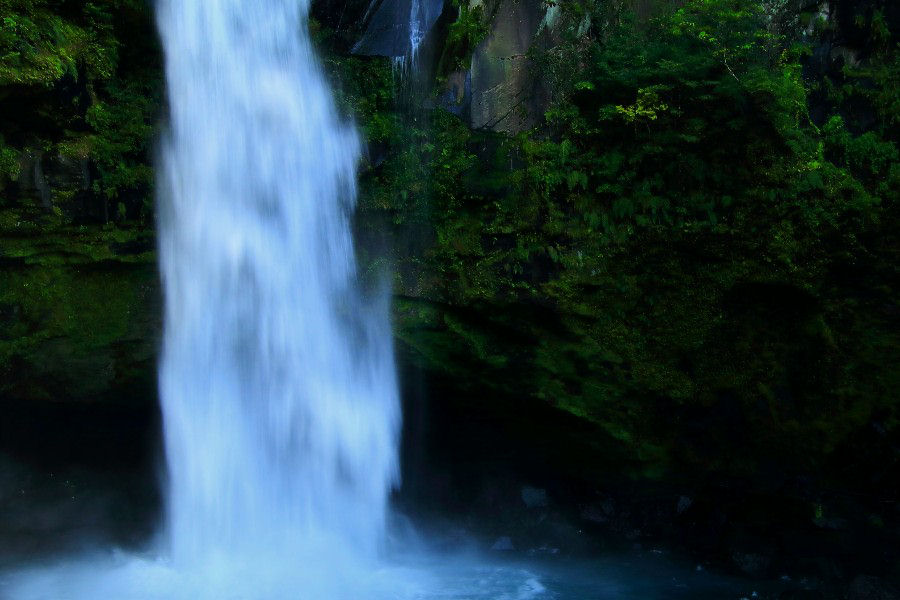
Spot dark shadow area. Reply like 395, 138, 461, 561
0, 397, 163, 566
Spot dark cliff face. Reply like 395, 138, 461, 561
351, 0, 445, 58
0, 0, 898, 590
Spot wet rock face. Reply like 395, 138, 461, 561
353, 0, 446, 58
310, 0, 372, 34
469, 0, 547, 132
12, 152, 91, 212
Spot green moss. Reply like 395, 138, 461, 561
0, 257, 158, 403
1, 0, 161, 223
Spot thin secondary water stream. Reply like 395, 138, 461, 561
0, 1, 786, 598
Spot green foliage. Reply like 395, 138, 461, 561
0, 0, 123, 87
0, 135, 19, 181
81, 77, 157, 206
527, 0, 829, 233
669, 0, 782, 81
437, 0, 492, 77
1, 0, 161, 222
614, 86, 670, 123
343, 0, 900, 486
319, 43, 398, 144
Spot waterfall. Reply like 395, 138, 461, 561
156, 0, 400, 564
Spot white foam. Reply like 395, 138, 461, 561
154, 0, 400, 566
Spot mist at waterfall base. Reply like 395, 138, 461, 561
0, 2, 783, 599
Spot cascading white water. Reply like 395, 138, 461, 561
156, 0, 400, 565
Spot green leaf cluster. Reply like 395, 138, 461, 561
1, 0, 161, 223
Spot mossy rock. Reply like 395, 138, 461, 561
0, 207, 160, 406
